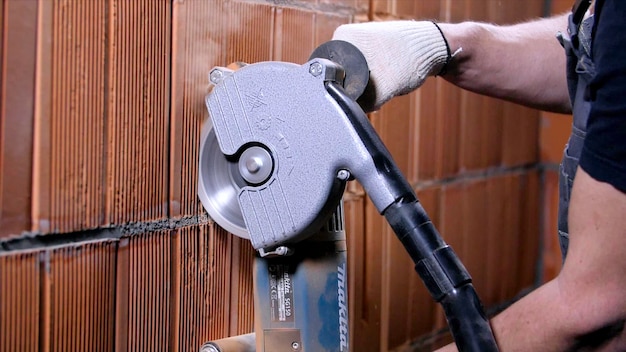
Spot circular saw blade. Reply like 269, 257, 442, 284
198, 120, 249, 238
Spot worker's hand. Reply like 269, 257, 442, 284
332, 21, 450, 111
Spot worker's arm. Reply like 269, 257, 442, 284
333, 15, 570, 113
438, 169, 626, 352
440, 2, 626, 349
494, 169, 626, 351
438, 14, 570, 113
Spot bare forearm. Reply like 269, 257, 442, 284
439, 169, 626, 352
490, 280, 579, 351
436, 280, 575, 352
438, 14, 571, 113
440, 279, 625, 352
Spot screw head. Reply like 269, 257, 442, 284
238, 146, 273, 185
201, 344, 220, 352
209, 69, 224, 84
337, 169, 351, 181
275, 246, 293, 256
245, 157, 262, 173
291, 341, 300, 350
309, 62, 323, 77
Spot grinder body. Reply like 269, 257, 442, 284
199, 41, 499, 351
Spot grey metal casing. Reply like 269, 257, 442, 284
203, 59, 397, 250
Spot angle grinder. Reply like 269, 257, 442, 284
197, 40, 369, 249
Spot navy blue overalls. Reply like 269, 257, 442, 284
556, 0, 595, 259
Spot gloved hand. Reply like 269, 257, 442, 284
332, 21, 450, 111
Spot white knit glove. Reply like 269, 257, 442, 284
333, 21, 450, 111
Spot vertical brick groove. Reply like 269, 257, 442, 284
235, 240, 255, 334
0, 0, 38, 238
0, 252, 40, 352
209, 225, 233, 339
276, 8, 315, 63
173, 225, 215, 351
226, 1, 274, 64
46, 242, 117, 352
49, 1, 107, 233
121, 231, 171, 351
170, 0, 225, 218
106, 0, 171, 225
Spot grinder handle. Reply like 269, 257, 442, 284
384, 199, 499, 352
326, 81, 499, 352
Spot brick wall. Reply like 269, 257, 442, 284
0, 0, 558, 351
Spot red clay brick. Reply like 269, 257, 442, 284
435, 81, 461, 179
540, 112, 571, 164
314, 12, 351, 48
0, 0, 38, 237
46, 1, 108, 233
0, 251, 40, 352
228, 234, 256, 335
415, 79, 439, 182
169, 223, 255, 351
518, 170, 541, 290
552, 0, 574, 13
500, 174, 524, 299
371, 0, 391, 16
445, 0, 468, 21
461, 179, 491, 299
438, 173, 541, 308
464, 0, 490, 21
487, 0, 544, 24
484, 175, 509, 304
36, 1, 173, 232
43, 242, 117, 352
373, 0, 442, 20
319, 0, 369, 14
275, 8, 315, 63
31, 0, 53, 234
541, 169, 563, 282
501, 103, 540, 167
481, 98, 505, 168
372, 94, 415, 183
439, 183, 467, 274
434, 182, 469, 332
226, 2, 274, 63
343, 195, 366, 347
106, 0, 172, 225
350, 197, 384, 351
485, 175, 514, 300
170, 0, 227, 218
382, 207, 414, 350
409, 186, 440, 338
459, 91, 486, 172
115, 231, 172, 351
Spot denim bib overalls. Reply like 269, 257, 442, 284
556, 1, 595, 259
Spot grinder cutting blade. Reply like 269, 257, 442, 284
197, 119, 249, 238
198, 119, 279, 239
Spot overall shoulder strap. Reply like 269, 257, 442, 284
572, 0, 592, 26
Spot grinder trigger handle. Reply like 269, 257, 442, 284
326, 80, 499, 352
